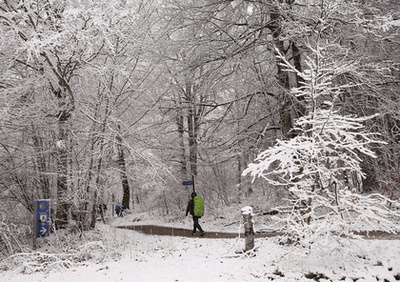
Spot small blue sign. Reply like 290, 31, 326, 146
182, 181, 193, 186
36, 200, 50, 238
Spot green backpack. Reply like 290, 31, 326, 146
193, 196, 205, 217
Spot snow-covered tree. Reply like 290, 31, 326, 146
243, 38, 400, 245
0, 0, 165, 228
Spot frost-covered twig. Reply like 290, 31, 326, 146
0, 221, 25, 258
243, 10, 399, 249
0, 239, 110, 274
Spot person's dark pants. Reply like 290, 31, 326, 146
192, 216, 204, 233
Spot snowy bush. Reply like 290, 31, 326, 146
0, 220, 27, 259
0, 224, 128, 274
243, 42, 400, 246
0, 240, 107, 274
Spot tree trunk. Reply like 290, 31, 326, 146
44, 59, 75, 229
55, 109, 70, 229
269, 3, 307, 139
85, 136, 95, 228
91, 190, 98, 229
176, 107, 188, 179
270, 7, 294, 139
187, 105, 198, 177
90, 145, 105, 228
116, 125, 131, 210
32, 128, 50, 199
292, 41, 307, 118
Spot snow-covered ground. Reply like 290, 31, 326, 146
1, 211, 400, 281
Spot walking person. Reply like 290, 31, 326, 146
115, 202, 122, 217
186, 192, 205, 236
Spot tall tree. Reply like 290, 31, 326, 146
1, 0, 77, 227
160, 0, 282, 191
243, 0, 400, 243
244, 36, 400, 246
0, 0, 145, 226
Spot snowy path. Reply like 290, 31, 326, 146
117, 225, 282, 238
117, 224, 400, 240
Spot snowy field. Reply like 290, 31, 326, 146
1, 212, 400, 282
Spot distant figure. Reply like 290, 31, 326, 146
115, 202, 122, 217
186, 192, 205, 236
98, 203, 107, 216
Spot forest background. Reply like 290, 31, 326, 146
0, 0, 399, 257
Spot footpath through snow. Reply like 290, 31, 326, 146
117, 224, 400, 240
117, 224, 282, 238
1, 212, 400, 281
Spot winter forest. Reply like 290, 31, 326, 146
1, 0, 400, 281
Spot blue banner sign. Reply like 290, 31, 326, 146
36, 200, 50, 238
182, 180, 193, 186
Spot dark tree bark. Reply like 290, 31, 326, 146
116, 125, 131, 210
185, 80, 202, 177
41, 53, 75, 229
31, 128, 50, 199
270, 6, 295, 139
55, 102, 71, 229
176, 101, 188, 180
187, 105, 199, 177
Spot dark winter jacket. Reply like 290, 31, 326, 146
186, 199, 194, 216
115, 204, 121, 215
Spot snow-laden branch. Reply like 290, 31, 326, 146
244, 20, 399, 246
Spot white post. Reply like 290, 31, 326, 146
241, 206, 255, 252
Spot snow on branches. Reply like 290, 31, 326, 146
243, 35, 400, 245
244, 109, 383, 189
